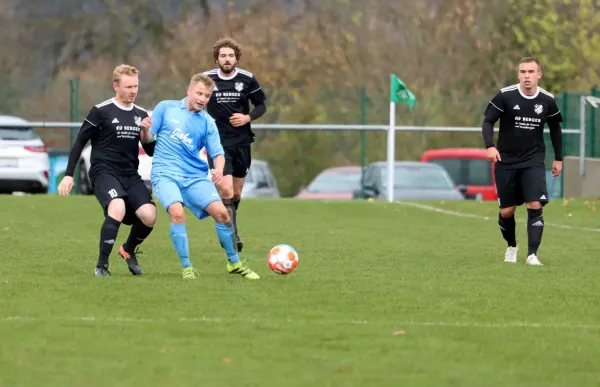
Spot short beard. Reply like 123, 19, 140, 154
219, 64, 235, 74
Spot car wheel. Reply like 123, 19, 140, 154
78, 160, 93, 195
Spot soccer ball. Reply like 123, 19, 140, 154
268, 244, 299, 274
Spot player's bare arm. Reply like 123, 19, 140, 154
211, 155, 225, 185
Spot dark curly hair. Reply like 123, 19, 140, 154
212, 37, 242, 62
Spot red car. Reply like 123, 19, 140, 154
420, 148, 497, 201
295, 166, 362, 200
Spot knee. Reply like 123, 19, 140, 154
137, 204, 157, 227
499, 206, 516, 218
107, 199, 126, 221
214, 209, 231, 224
526, 201, 542, 210
168, 204, 186, 224
219, 186, 233, 199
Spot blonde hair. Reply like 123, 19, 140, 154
112, 64, 139, 84
189, 73, 215, 89
519, 57, 542, 71
212, 37, 242, 61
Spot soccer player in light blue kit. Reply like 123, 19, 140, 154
149, 73, 260, 280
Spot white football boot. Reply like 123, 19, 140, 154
526, 254, 543, 266
504, 246, 518, 263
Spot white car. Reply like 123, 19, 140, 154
0, 115, 50, 194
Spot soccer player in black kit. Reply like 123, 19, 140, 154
58, 65, 157, 277
482, 57, 563, 266
204, 37, 267, 252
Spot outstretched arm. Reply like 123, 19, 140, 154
65, 108, 102, 177
59, 108, 102, 196
64, 122, 96, 178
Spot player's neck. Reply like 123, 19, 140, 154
113, 96, 133, 109
218, 68, 238, 79
519, 84, 538, 96
185, 100, 200, 113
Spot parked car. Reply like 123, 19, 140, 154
353, 161, 465, 201
242, 159, 280, 198
295, 166, 362, 200
421, 148, 496, 201
0, 115, 49, 194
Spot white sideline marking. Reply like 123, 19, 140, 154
1, 316, 599, 330
397, 201, 600, 233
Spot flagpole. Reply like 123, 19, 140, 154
387, 100, 395, 203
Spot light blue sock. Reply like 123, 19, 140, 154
215, 222, 240, 264
170, 223, 191, 268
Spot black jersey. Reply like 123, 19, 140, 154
203, 68, 266, 147
483, 84, 563, 168
65, 98, 149, 181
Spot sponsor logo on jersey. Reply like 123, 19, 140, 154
170, 128, 193, 145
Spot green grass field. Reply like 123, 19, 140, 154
1, 195, 600, 386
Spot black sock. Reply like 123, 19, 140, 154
527, 208, 544, 256
98, 216, 121, 267
123, 218, 153, 253
232, 199, 240, 236
498, 213, 517, 247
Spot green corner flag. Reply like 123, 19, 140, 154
390, 74, 416, 109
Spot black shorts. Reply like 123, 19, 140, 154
92, 173, 154, 225
494, 163, 548, 208
207, 146, 251, 178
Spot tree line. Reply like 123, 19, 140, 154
1, 0, 598, 195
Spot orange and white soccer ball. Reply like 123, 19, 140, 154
268, 244, 299, 274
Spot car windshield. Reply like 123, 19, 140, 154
426, 157, 492, 186
380, 165, 455, 189
0, 127, 38, 140
307, 171, 361, 193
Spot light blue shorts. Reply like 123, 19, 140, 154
152, 174, 220, 220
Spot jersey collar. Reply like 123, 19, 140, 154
518, 84, 540, 99
218, 68, 238, 80
112, 97, 134, 111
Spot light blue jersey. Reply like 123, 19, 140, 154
150, 98, 224, 179
150, 98, 225, 220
